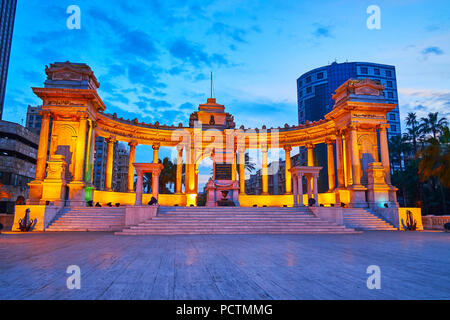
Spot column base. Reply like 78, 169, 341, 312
27, 180, 44, 204
68, 181, 87, 207
348, 184, 368, 208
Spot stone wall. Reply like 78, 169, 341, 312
422, 215, 450, 230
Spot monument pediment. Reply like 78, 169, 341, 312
45, 61, 100, 89
332, 78, 385, 108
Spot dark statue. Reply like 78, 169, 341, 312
18, 208, 34, 232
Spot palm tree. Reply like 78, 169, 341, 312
159, 157, 176, 193
141, 157, 177, 194
420, 112, 448, 140
406, 112, 419, 155
245, 153, 256, 173
389, 134, 410, 171
418, 126, 450, 213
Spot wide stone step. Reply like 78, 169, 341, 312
117, 230, 358, 235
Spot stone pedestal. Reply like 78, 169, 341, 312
366, 162, 390, 208
67, 181, 86, 207
348, 184, 368, 208
206, 179, 239, 207
27, 181, 44, 205
41, 155, 67, 206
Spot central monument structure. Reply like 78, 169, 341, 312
11, 61, 419, 232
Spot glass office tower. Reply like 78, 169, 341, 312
0, 0, 17, 119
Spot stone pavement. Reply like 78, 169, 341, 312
0, 231, 449, 299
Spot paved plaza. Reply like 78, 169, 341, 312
0, 231, 449, 300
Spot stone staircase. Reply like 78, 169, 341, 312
343, 208, 396, 231
116, 206, 359, 235
46, 207, 126, 232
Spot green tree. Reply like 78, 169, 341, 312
420, 112, 448, 140
418, 126, 450, 213
389, 134, 410, 171
405, 112, 420, 155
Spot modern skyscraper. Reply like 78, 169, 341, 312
297, 61, 401, 191
0, 0, 17, 119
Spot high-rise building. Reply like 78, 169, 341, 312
297, 61, 401, 192
0, 0, 17, 119
0, 119, 38, 214
25, 105, 43, 135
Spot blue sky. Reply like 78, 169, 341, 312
3, 0, 450, 187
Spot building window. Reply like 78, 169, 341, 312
306, 76, 311, 83
360, 67, 368, 74
386, 70, 392, 77
387, 92, 394, 99
298, 80, 302, 87
387, 81, 393, 88
306, 86, 312, 93
317, 72, 324, 79
390, 124, 396, 132
374, 68, 380, 75
389, 113, 396, 120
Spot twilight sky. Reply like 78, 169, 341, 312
3, 0, 450, 187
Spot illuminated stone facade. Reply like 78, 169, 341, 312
21, 62, 402, 211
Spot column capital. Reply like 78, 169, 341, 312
349, 123, 359, 131
306, 143, 315, 150
77, 111, 89, 121
378, 123, 390, 131
128, 140, 138, 147
152, 142, 161, 150
106, 135, 116, 144
261, 145, 268, 153
325, 138, 334, 145
283, 145, 292, 152
176, 144, 184, 152
237, 145, 246, 153
39, 110, 52, 119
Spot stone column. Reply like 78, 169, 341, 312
35, 111, 51, 181
298, 173, 304, 206
306, 174, 312, 200
284, 145, 292, 194
176, 145, 183, 194
313, 174, 319, 206
152, 143, 161, 196
74, 115, 88, 182
127, 141, 137, 192
292, 174, 298, 206
349, 124, 362, 186
84, 120, 96, 184
185, 147, 191, 193
152, 170, 160, 199
105, 136, 115, 191
306, 143, 314, 193
238, 146, 245, 194
378, 123, 391, 185
231, 150, 237, 181
307, 143, 314, 166
135, 172, 143, 205
152, 142, 160, 164
261, 145, 269, 195
335, 133, 345, 188
343, 134, 353, 186
326, 139, 335, 191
